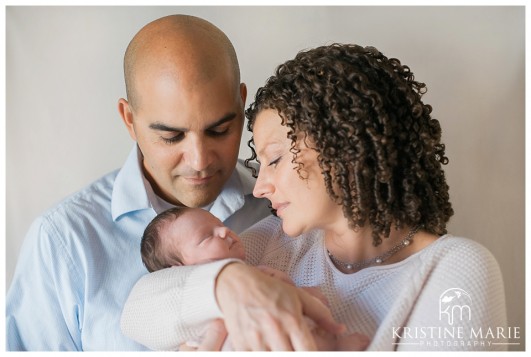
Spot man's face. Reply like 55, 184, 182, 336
126, 70, 246, 208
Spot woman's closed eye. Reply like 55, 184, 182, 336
268, 156, 282, 167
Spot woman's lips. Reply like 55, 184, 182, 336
273, 203, 289, 216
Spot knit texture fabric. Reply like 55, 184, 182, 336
121, 215, 507, 351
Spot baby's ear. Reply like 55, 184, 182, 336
172, 262, 183, 267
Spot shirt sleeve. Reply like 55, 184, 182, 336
395, 238, 508, 351
120, 259, 241, 350
120, 216, 278, 351
6, 216, 84, 350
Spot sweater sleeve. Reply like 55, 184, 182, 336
394, 237, 508, 351
120, 216, 279, 350
240, 215, 283, 266
120, 259, 241, 350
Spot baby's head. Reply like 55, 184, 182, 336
141, 207, 245, 272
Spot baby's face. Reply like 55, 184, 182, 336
166, 208, 246, 265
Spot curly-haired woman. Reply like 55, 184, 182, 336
121, 44, 507, 351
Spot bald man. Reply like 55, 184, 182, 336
6, 15, 270, 351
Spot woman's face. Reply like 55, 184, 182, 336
252, 109, 343, 237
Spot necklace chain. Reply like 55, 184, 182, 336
327, 226, 421, 271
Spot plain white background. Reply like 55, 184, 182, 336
5, 6, 525, 350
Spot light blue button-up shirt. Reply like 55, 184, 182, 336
6, 146, 270, 351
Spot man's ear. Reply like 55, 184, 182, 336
118, 98, 137, 141
239, 83, 247, 107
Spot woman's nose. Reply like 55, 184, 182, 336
253, 169, 273, 198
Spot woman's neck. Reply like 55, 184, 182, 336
323, 220, 433, 273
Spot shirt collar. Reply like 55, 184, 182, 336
235, 159, 257, 196
207, 160, 255, 222
111, 145, 152, 221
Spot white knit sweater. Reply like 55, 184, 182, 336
121, 215, 507, 351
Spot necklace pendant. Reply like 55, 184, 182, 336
326, 225, 420, 272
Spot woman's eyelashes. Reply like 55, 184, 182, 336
268, 156, 282, 167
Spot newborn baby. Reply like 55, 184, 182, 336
139, 207, 369, 351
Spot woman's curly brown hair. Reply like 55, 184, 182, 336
245, 44, 454, 246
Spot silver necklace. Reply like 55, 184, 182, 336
327, 225, 421, 271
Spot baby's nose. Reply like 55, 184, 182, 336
225, 235, 234, 246
214, 226, 230, 239
214, 226, 234, 246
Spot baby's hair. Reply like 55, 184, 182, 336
141, 207, 190, 272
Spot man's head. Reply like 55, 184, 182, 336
141, 207, 245, 272
119, 15, 246, 208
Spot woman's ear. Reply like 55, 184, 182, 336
118, 98, 137, 141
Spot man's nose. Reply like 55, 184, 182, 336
184, 135, 212, 172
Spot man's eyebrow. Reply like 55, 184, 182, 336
149, 123, 183, 132
148, 112, 237, 132
205, 112, 237, 130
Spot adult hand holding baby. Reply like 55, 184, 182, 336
214, 262, 345, 351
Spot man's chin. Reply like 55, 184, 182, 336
178, 191, 221, 209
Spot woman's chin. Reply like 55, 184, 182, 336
281, 221, 305, 238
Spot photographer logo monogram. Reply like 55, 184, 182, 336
439, 288, 471, 325
391, 287, 520, 348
